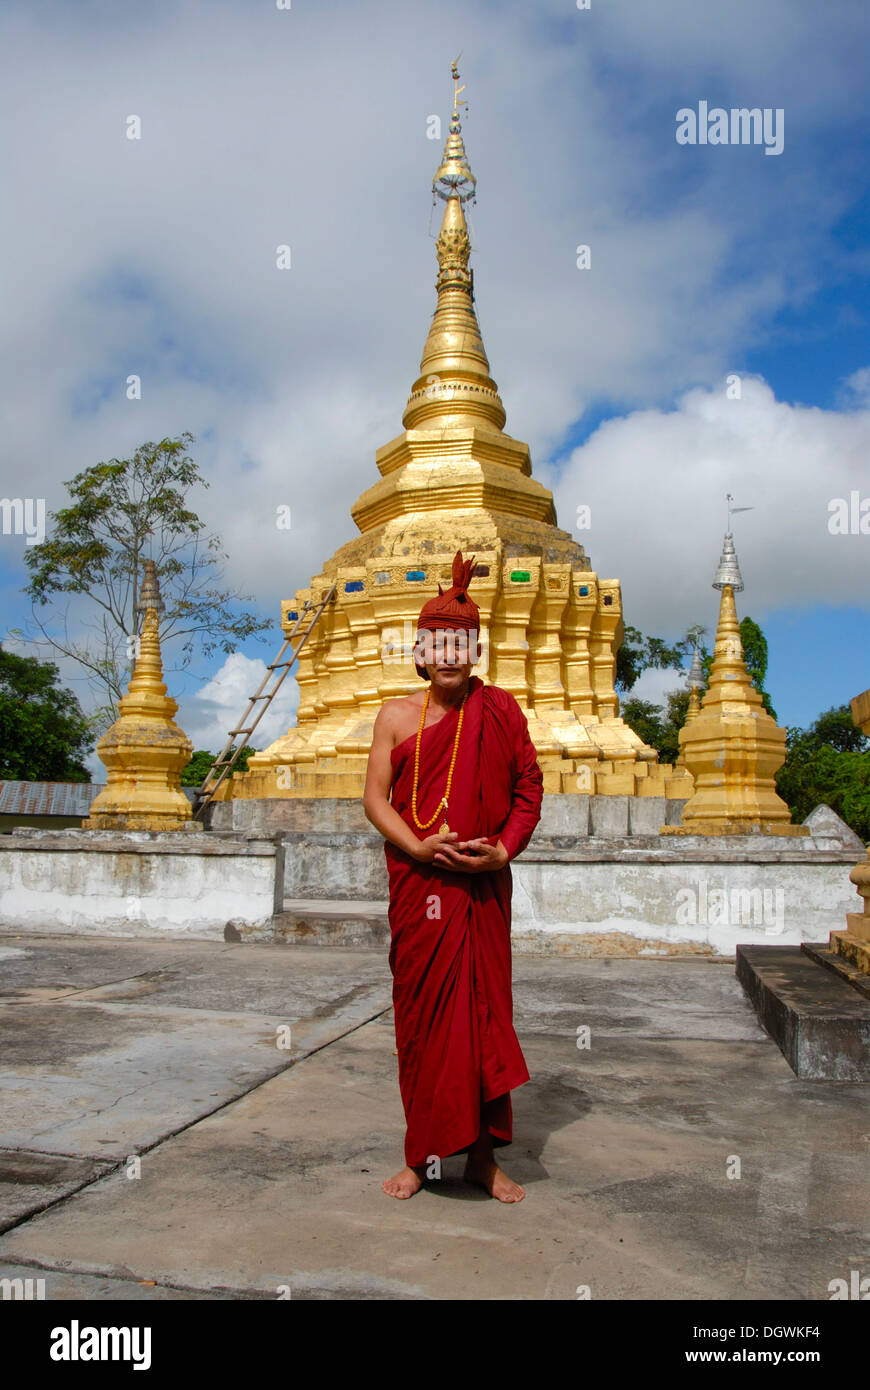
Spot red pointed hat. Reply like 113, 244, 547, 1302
417, 550, 480, 632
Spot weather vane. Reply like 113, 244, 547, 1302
726, 493, 753, 532
451, 53, 467, 116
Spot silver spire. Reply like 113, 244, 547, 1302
712, 532, 744, 591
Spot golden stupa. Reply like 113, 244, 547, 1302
662, 533, 808, 836
229, 68, 691, 802
83, 560, 194, 831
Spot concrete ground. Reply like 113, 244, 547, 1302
0, 932, 868, 1301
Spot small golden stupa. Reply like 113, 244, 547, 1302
228, 65, 691, 802
83, 560, 194, 831
662, 532, 808, 836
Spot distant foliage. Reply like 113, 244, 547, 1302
0, 646, 93, 781
180, 747, 256, 786
777, 707, 870, 842
620, 690, 690, 767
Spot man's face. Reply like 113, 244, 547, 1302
415, 627, 478, 688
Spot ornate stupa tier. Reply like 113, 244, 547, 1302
223, 67, 688, 804
228, 534, 691, 802
352, 428, 556, 533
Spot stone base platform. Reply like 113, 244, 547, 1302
207, 797, 862, 957
1, 802, 862, 958
735, 944, 870, 1080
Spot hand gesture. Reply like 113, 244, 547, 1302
432, 837, 509, 873
415, 830, 459, 863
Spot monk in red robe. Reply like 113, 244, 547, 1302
363, 551, 543, 1202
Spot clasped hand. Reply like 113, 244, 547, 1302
416, 831, 508, 872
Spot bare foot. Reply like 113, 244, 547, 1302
464, 1155, 525, 1203
382, 1165, 425, 1199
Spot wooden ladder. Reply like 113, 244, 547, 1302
192, 583, 336, 818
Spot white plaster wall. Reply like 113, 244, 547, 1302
511, 859, 857, 955
0, 842, 278, 939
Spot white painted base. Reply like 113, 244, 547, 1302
0, 830, 281, 939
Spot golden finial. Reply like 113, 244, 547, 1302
434, 59, 476, 204
451, 53, 467, 116
401, 56, 504, 434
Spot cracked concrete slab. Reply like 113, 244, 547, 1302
1, 944, 869, 1300
0, 1149, 115, 1232
0, 935, 391, 1181
1, 937, 868, 1300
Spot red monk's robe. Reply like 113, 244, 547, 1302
385, 675, 543, 1168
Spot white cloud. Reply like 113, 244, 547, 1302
549, 374, 870, 636
627, 666, 690, 709
183, 652, 298, 754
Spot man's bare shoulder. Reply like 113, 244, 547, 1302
375, 692, 425, 744
377, 692, 425, 720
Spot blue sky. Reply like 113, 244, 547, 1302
1, 0, 868, 762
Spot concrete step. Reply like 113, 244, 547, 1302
273, 900, 389, 947
736, 944, 870, 1080
801, 942, 870, 1000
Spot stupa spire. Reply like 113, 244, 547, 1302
403, 61, 506, 433
683, 644, 706, 726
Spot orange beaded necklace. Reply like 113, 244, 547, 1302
410, 684, 469, 833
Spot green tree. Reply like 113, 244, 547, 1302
23, 434, 271, 732
776, 706, 870, 840
621, 687, 692, 766
0, 646, 93, 781
180, 746, 256, 787
659, 687, 691, 766
617, 621, 707, 763
619, 698, 667, 751
811, 704, 868, 753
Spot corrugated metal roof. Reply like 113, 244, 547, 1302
0, 781, 201, 815
0, 781, 106, 815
